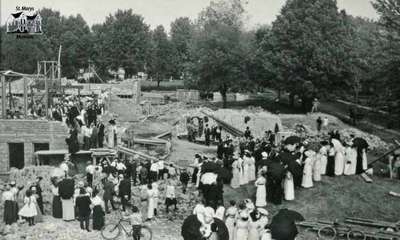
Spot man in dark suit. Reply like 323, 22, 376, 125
97, 121, 105, 148
102, 178, 116, 213
33, 177, 44, 214
204, 124, 211, 146
75, 188, 92, 232
118, 175, 131, 212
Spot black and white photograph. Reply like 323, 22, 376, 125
1, 0, 400, 239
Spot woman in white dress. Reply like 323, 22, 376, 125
235, 210, 250, 240
362, 149, 368, 171
225, 200, 237, 240
313, 150, 322, 182
18, 190, 37, 226
245, 151, 256, 182
319, 143, 329, 175
107, 121, 117, 148
146, 184, 156, 220
238, 157, 247, 186
301, 150, 315, 188
283, 171, 295, 201
254, 174, 267, 207
332, 138, 345, 176
230, 158, 241, 189
215, 201, 225, 221
248, 210, 262, 240
242, 155, 251, 185
152, 182, 159, 217
344, 144, 357, 175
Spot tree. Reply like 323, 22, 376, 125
190, 0, 248, 107
247, 25, 278, 93
92, 9, 152, 77
268, 0, 353, 109
170, 17, 195, 79
372, 0, 400, 115
148, 25, 173, 86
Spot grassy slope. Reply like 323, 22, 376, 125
223, 175, 400, 238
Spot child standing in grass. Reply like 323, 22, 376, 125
124, 206, 143, 240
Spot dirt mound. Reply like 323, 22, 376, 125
280, 113, 390, 151
213, 108, 282, 138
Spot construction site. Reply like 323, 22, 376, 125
0, 54, 399, 240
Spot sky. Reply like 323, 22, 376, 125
1, 0, 379, 32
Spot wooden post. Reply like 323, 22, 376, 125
1, 75, 6, 118
8, 80, 12, 110
23, 77, 27, 118
44, 63, 48, 118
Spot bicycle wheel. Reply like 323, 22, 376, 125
101, 224, 121, 240
347, 230, 366, 240
140, 225, 153, 240
318, 226, 337, 240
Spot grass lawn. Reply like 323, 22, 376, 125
223, 175, 400, 239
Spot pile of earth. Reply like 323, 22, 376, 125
280, 113, 391, 152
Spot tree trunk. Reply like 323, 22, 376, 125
278, 89, 281, 101
221, 90, 227, 108
289, 92, 295, 107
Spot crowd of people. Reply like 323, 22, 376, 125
1, 111, 386, 240
182, 122, 372, 240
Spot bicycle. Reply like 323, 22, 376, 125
317, 221, 366, 240
101, 212, 152, 240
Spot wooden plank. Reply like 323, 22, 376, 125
201, 110, 244, 137
360, 173, 373, 183
389, 191, 400, 198
154, 131, 171, 139
117, 146, 158, 161
133, 138, 168, 145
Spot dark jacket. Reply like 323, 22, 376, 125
180, 172, 190, 184
58, 178, 75, 199
75, 195, 92, 217
103, 180, 114, 200
270, 209, 301, 240
118, 179, 131, 199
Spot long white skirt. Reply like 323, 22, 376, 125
334, 152, 345, 176
313, 158, 322, 182
302, 164, 313, 188
255, 185, 266, 207
61, 198, 74, 221
320, 155, 328, 175
225, 217, 236, 240
284, 173, 295, 200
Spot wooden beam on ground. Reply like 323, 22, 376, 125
201, 110, 244, 137
117, 146, 158, 161
389, 191, 400, 198
132, 138, 168, 146
360, 173, 373, 183
154, 131, 171, 140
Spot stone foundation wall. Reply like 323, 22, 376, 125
0, 120, 69, 173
